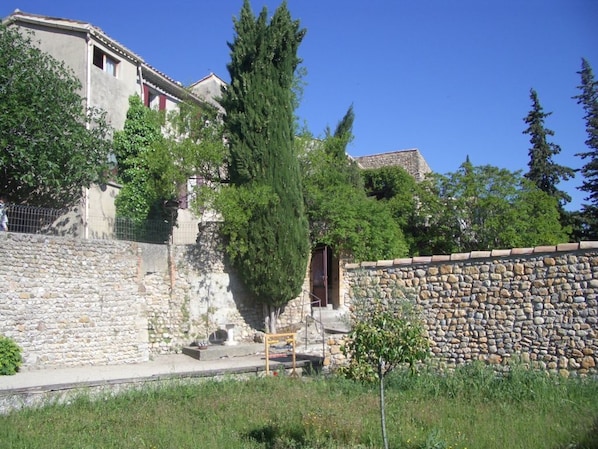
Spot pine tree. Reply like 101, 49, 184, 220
573, 58, 598, 238
523, 89, 575, 208
219, 0, 309, 332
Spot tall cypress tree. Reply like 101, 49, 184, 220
573, 58, 598, 238
219, 0, 309, 331
523, 89, 575, 208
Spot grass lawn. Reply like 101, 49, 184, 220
1, 362, 596, 449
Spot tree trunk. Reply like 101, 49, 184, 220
379, 359, 389, 449
263, 304, 281, 334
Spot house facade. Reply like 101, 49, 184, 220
3, 10, 222, 243
4, 10, 436, 314
3, 10, 198, 130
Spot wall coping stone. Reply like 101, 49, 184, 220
345, 242, 597, 269
511, 247, 534, 255
534, 245, 557, 253
470, 250, 492, 258
491, 249, 511, 256
450, 252, 470, 261
557, 242, 581, 251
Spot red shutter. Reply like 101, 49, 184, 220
143, 84, 150, 107
159, 94, 166, 111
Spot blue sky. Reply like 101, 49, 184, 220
2, 1, 597, 211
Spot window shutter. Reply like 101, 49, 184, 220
159, 94, 166, 111
143, 84, 150, 107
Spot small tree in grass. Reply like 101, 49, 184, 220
340, 283, 429, 449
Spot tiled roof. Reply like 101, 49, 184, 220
3, 10, 202, 102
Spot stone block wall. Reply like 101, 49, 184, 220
340, 242, 598, 375
0, 233, 146, 369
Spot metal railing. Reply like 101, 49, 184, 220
3, 204, 202, 244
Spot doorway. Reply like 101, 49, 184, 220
310, 246, 340, 309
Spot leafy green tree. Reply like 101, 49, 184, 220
340, 284, 429, 449
362, 165, 420, 253
413, 159, 568, 254
114, 95, 225, 241
218, 0, 310, 332
113, 95, 165, 226
300, 108, 408, 261
523, 89, 575, 208
0, 24, 112, 207
573, 58, 598, 239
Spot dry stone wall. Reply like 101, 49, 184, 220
340, 242, 598, 375
0, 233, 146, 369
0, 226, 307, 371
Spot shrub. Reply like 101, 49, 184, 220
0, 335, 22, 375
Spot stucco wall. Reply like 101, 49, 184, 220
339, 242, 598, 375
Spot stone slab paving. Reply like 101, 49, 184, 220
0, 343, 325, 414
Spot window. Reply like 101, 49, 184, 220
93, 46, 118, 77
143, 84, 167, 111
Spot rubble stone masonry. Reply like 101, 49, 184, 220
0, 229, 305, 371
339, 242, 598, 375
0, 233, 145, 369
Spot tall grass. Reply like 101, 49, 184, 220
1, 362, 596, 449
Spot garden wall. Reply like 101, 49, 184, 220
336, 242, 598, 375
0, 229, 307, 371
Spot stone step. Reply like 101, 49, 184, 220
309, 307, 351, 333
182, 343, 263, 361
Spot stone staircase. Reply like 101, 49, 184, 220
310, 306, 351, 333
296, 306, 351, 346
181, 307, 351, 362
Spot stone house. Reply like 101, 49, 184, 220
3, 10, 437, 325
2, 10, 221, 242
354, 148, 432, 181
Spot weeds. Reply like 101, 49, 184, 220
0, 364, 596, 449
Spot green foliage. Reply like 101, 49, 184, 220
412, 158, 569, 254
113, 95, 173, 241
0, 24, 112, 207
0, 336, 22, 375
573, 58, 598, 239
523, 88, 575, 208
362, 166, 420, 253
217, 1, 310, 320
114, 95, 226, 240
214, 184, 278, 261
340, 286, 430, 383
300, 112, 408, 262
340, 282, 429, 449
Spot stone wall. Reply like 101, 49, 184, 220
0, 227, 310, 371
0, 233, 146, 369
338, 242, 598, 375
